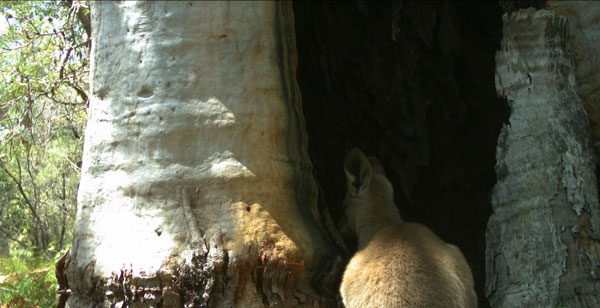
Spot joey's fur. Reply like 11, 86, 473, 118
340, 148, 477, 308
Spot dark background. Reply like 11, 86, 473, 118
293, 2, 522, 307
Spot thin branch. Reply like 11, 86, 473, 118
58, 173, 66, 249
65, 82, 88, 103
61, 0, 91, 42
0, 226, 30, 250
22, 14, 41, 37
1, 31, 57, 51
49, 149, 81, 173
42, 92, 86, 106
3, 95, 26, 106
0, 158, 42, 228
59, 48, 72, 81
24, 149, 40, 208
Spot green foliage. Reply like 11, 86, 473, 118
0, 247, 69, 308
0, 1, 88, 304
0, 0, 89, 258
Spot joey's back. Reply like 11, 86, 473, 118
339, 148, 477, 308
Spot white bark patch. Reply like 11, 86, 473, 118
207, 151, 254, 179
198, 97, 236, 128
91, 201, 174, 275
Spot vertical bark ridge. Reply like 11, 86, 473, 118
275, 1, 340, 288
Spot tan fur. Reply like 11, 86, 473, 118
340, 148, 477, 308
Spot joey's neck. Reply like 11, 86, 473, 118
350, 193, 402, 250
356, 217, 401, 249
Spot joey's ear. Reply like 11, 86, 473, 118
368, 157, 385, 175
344, 148, 372, 196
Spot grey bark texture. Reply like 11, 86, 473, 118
546, 1, 600, 146
487, 8, 600, 308
65, 2, 339, 307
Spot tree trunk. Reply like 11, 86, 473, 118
65, 2, 340, 307
487, 8, 600, 307
546, 1, 600, 146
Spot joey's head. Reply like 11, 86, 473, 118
343, 148, 393, 200
343, 148, 372, 197
341, 148, 399, 246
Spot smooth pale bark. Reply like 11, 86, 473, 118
487, 8, 600, 307
66, 2, 338, 307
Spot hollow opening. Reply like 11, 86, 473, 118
294, 2, 510, 307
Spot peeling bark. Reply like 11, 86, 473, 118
487, 8, 600, 307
